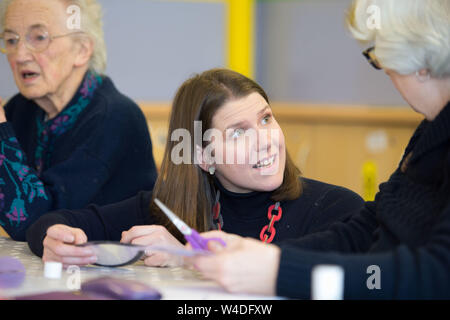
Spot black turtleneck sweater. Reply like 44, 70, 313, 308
216, 178, 363, 242
277, 102, 450, 299
26, 177, 364, 257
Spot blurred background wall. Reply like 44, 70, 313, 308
256, 0, 406, 105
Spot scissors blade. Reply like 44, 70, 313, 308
154, 198, 192, 236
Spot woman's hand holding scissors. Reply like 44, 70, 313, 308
187, 230, 281, 296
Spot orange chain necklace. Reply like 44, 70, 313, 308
212, 191, 283, 244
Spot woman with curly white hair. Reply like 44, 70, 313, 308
0, 0, 157, 241
191, 0, 450, 299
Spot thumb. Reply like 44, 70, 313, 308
46, 224, 76, 243
73, 228, 88, 245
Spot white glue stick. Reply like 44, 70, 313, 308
44, 261, 63, 279
311, 265, 344, 300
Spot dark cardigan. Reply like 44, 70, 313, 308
277, 102, 450, 299
0, 72, 157, 240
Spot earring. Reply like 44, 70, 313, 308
208, 166, 216, 175
415, 70, 430, 83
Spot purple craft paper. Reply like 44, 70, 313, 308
81, 276, 162, 300
15, 291, 112, 300
0, 256, 26, 289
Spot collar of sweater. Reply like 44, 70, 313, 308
213, 177, 277, 222
35, 71, 103, 126
410, 101, 450, 164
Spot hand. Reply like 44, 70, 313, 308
0, 97, 6, 123
42, 224, 97, 268
189, 231, 281, 296
121, 225, 184, 267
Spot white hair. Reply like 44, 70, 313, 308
0, 0, 107, 73
347, 0, 450, 78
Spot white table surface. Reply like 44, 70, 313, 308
0, 237, 280, 300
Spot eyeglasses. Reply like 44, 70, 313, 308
0, 25, 84, 54
362, 46, 382, 70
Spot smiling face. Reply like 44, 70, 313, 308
4, 0, 83, 100
208, 92, 286, 193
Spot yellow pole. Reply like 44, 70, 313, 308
226, 0, 256, 79
362, 160, 378, 201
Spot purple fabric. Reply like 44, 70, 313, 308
81, 276, 162, 300
0, 256, 25, 289
15, 291, 111, 300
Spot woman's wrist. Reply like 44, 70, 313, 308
0, 104, 6, 123
265, 244, 281, 295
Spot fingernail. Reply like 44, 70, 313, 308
65, 235, 75, 243
89, 256, 97, 263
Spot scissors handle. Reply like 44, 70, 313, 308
186, 230, 227, 251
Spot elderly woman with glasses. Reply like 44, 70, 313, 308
190, 0, 450, 299
0, 0, 157, 241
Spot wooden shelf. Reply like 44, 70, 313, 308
138, 102, 423, 126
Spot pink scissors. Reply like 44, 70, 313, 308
154, 198, 226, 251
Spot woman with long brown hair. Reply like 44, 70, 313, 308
26, 68, 363, 268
